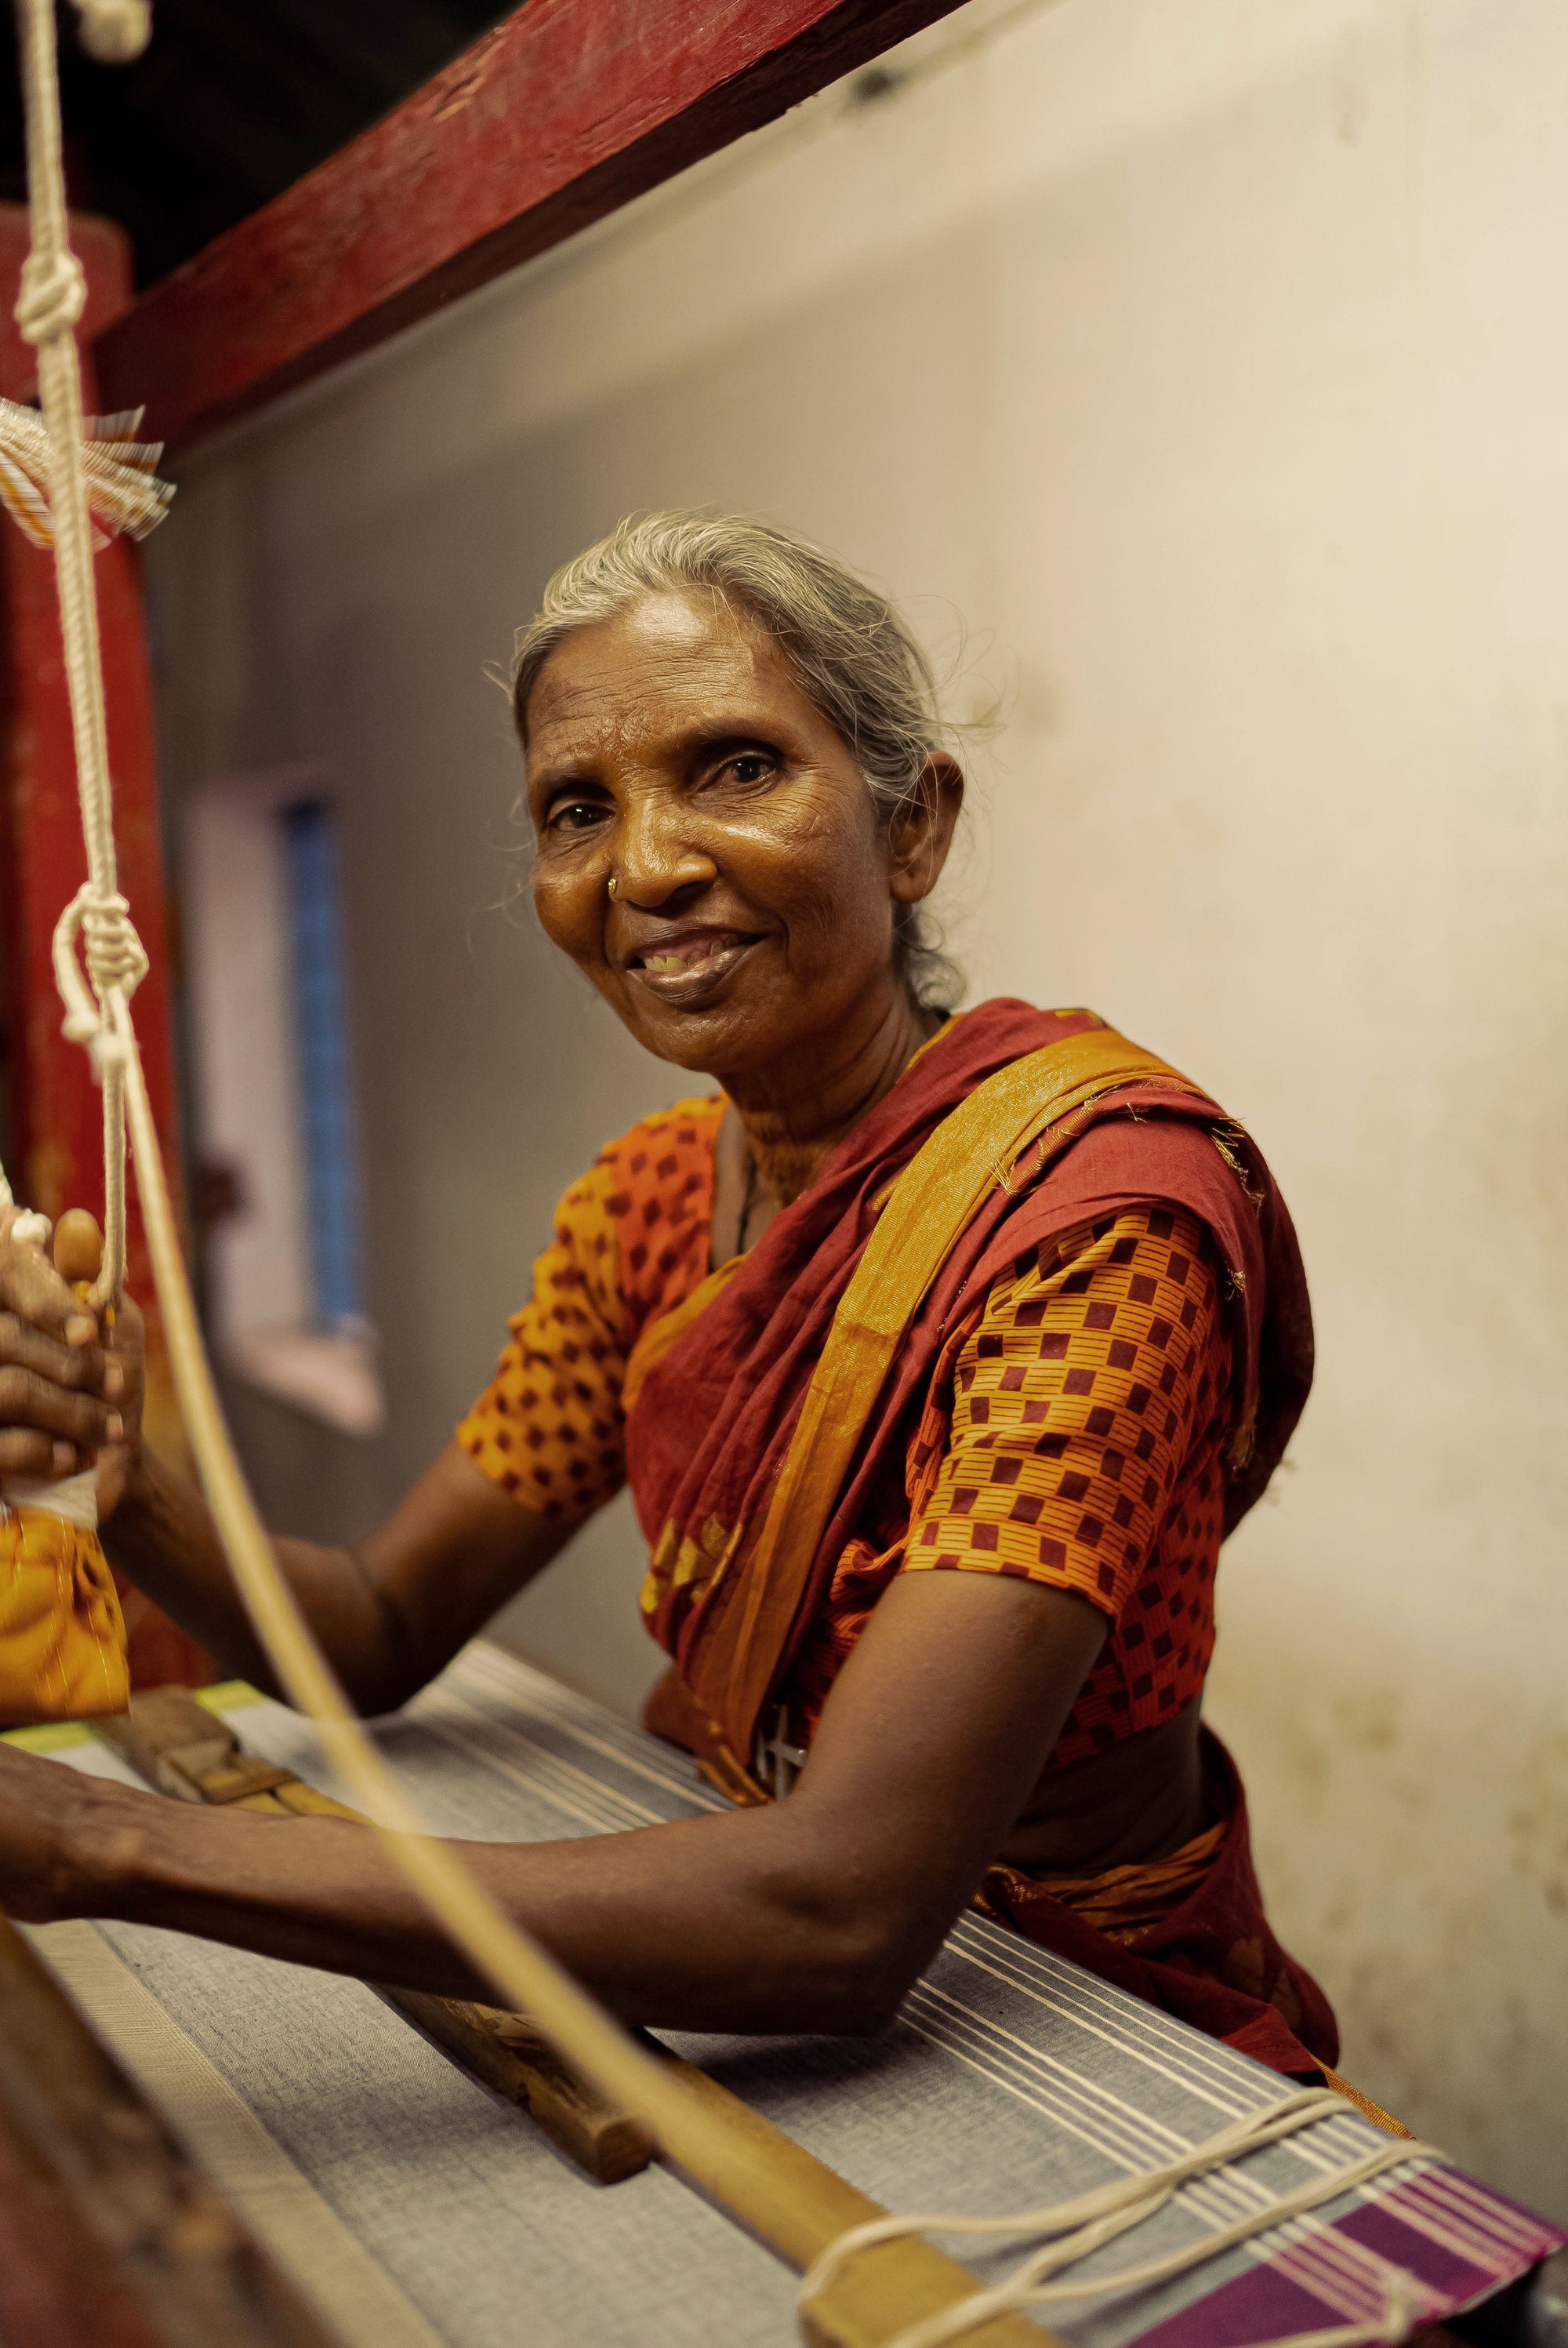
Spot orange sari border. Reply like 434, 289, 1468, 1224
1036, 1820, 1227, 1945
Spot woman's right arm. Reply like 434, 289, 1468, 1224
102, 1407, 574, 1715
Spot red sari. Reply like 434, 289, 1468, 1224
627, 1001, 1334, 2074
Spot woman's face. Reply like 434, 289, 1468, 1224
524, 590, 959, 1081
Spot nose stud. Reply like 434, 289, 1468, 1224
607, 874, 618, 899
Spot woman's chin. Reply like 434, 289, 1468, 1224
615, 980, 784, 1075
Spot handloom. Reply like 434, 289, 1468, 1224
92, 1681, 658, 2188
0, 7, 1560, 2345
16, 1641, 1563, 2348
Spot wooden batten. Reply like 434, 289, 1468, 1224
0, 1912, 343, 2348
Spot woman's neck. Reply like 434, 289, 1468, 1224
725, 990, 939, 1209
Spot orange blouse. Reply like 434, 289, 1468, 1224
459, 1097, 1232, 1766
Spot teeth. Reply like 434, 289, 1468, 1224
641, 940, 735, 976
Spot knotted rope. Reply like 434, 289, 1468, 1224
9, 0, 166, 1308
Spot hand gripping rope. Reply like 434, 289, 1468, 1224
2, 10, 1441, 2345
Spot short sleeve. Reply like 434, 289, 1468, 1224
456, 1158, 631, 1522
902, 1203, 1229, 1618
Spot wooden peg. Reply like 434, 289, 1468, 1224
53, 1208, 103, 1288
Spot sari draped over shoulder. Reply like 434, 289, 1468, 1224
625, 999, 1330, 2073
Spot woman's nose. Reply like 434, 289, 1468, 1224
615, 791, 716, 907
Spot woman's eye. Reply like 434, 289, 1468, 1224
722, 752, 775, 787
548, 799, 606, 833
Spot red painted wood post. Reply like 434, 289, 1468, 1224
0, 202, 211, 1688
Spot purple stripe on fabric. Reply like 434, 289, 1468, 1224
1119, 2173, 1563, 2348
1120, 2260, 1352, 2348
1403, 2172, 1566, 2262
1338, 2177, 1564, 2294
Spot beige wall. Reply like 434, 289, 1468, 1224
147, 0, 1567, 2216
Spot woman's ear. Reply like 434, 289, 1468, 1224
887, 754, 964, 906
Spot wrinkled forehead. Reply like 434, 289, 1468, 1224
522, 589, 786, 756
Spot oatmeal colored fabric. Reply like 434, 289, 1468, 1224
460, 1125, 1232, 1764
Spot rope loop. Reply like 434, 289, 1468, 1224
15, 249, 85, 346
53, 882, 146, 1070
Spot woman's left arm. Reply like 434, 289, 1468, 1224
0, 1571, 1105, 2034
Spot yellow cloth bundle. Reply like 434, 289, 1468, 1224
0, 1481, 128, 1726
0, 1210, 129, 1724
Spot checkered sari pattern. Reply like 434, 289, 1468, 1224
459, 1111, 1232, 1762
782, 1205, 1232, 1761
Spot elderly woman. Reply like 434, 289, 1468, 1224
0, 512, 1334, 2078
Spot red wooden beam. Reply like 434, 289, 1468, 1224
94, 0, 964, 447
0, 204, 211, 1689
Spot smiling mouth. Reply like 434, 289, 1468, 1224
624, 929, 763, 1002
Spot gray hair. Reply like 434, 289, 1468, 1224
511, 510, 963, 1011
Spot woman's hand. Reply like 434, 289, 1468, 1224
0, 1209, 124, 1485
0, 1742, 136, 1923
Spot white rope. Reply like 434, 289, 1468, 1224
800, 2088, 1439, 2348
10, 0, 154, 1310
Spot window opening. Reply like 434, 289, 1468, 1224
283, 801, 364, 1330
183, 769, 383, 1436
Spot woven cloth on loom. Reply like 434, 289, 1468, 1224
19, 1643, 1563, 2348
